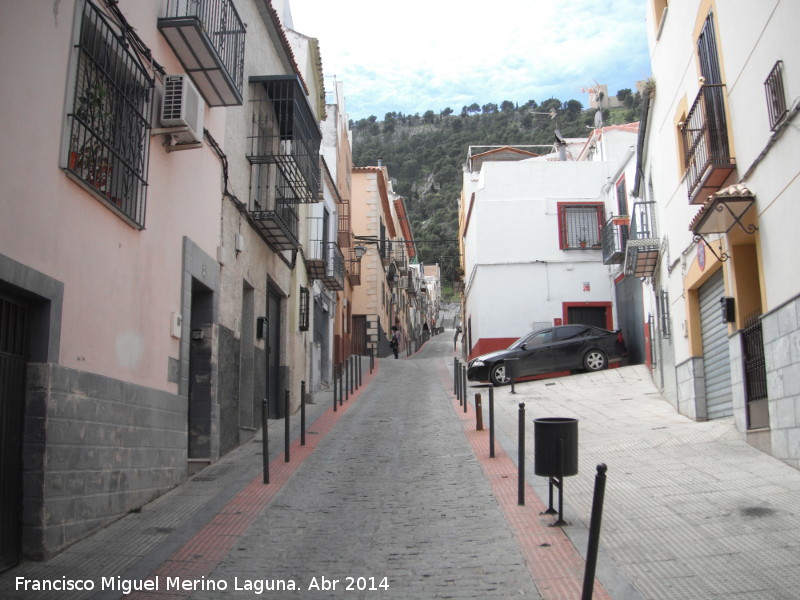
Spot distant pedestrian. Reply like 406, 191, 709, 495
390, 326, 400, 359
454, 324, 462, 352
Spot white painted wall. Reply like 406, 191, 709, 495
463, 158, 622, 349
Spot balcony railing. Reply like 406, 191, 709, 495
306, 241, 345, 291
249, 164, 299, 249
601, 216, 629, 265
624, 201, 660, 278
158, 0, 245, 106
391, 241, 408, 274
681, 84, 735, 203
248, 77, 322, 203
337, 200, 351, 248
347, 247, 361, 286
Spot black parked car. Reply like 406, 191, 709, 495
467, 324, 627, 386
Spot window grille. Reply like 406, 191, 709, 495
657, 288, 671, 338
66, 1, 153, 228
559, 204, 604, 248
764, 60, 787, 131
299, 287, 310, 331
616, 177, 628, 216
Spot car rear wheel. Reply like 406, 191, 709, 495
583, 349, 608, 371
490, 362, 511, 386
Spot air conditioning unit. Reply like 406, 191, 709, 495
160, 74, 204, 145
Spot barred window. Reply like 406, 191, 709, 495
764, 60, 787, 131
558, 203, 604, 249
299, 287, 310, 331
657, 288, 671, 338
615, 176, 628, 216
66, 1, 153, 228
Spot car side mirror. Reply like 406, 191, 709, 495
520, 343, 527, 350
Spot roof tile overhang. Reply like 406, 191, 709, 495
689, 183, 756, 235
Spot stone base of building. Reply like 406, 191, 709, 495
21, 364, 187, 560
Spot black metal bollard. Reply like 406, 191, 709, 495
262, 398, 269, 484
338, 363, 343, 406
581, 464, 608, 600
453, 357, 459, 397
370, 347, 374, 373
461, 364, 467, 409
463, 366, 468, 414
489, 385, 495, 458
506, 357, 518, 394
475, 393, 483, 430
518, 402, 526, 506
456, 360, 462, 404
300, 380, 306, 446
284, 390, 290, 462
333, 365, 338, 412
345, 356, 350, 401
358, 354, 362, 388
350, 355, 354, 395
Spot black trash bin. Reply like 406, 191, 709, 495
534, 417, 578, 477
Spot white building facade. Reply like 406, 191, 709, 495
638, 0, 800, 467
460, 128, 639, 361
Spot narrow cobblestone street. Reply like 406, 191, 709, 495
3, 329, 800, 599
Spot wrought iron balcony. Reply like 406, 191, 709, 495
306, 241, 345, 291
681, 84, 736, 204
248, 76, 322, 203
337, 200, 351, 248
406, 274, 418, 296
346, 247, 362, 286
391, 241, 408, 274
624, 201, 660, 278
158, 0, 245, 107
249, 165, 299, 249
601, 216, 629, 265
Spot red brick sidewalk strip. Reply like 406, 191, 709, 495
125, 361, 380, 600
438, 359, 610, 600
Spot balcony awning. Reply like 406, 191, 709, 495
690, 184, 757, 235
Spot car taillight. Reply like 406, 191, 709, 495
617, 331, 625, 344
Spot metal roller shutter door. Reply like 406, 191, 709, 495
699, 270, 732, 419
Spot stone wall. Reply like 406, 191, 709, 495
762, 294, 800, 469
21, 364, 186, 560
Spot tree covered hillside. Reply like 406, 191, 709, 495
351, 93, 644, 292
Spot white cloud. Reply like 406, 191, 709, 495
289, 0, 650, 119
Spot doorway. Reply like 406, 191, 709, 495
267, 287, 281, 419
0, 293, 28, 571
566, 304, 609, 329
188, 279, 214, 460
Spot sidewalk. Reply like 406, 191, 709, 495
458, 358, 800, 600
1, 358, 375, 600
5, 333, 799, 599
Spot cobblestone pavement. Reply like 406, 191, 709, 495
4, 329, 799, 599
173, 338, 544, 600
473, 358, 800, 600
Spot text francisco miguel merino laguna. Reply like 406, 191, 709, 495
13, 575, 352, 594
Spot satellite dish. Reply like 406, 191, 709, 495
594, 109, 604, 128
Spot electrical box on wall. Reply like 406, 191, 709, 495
170, 311, 182, 338
720, 297, 736, 323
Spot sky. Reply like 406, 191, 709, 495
286, 0, 653, 121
